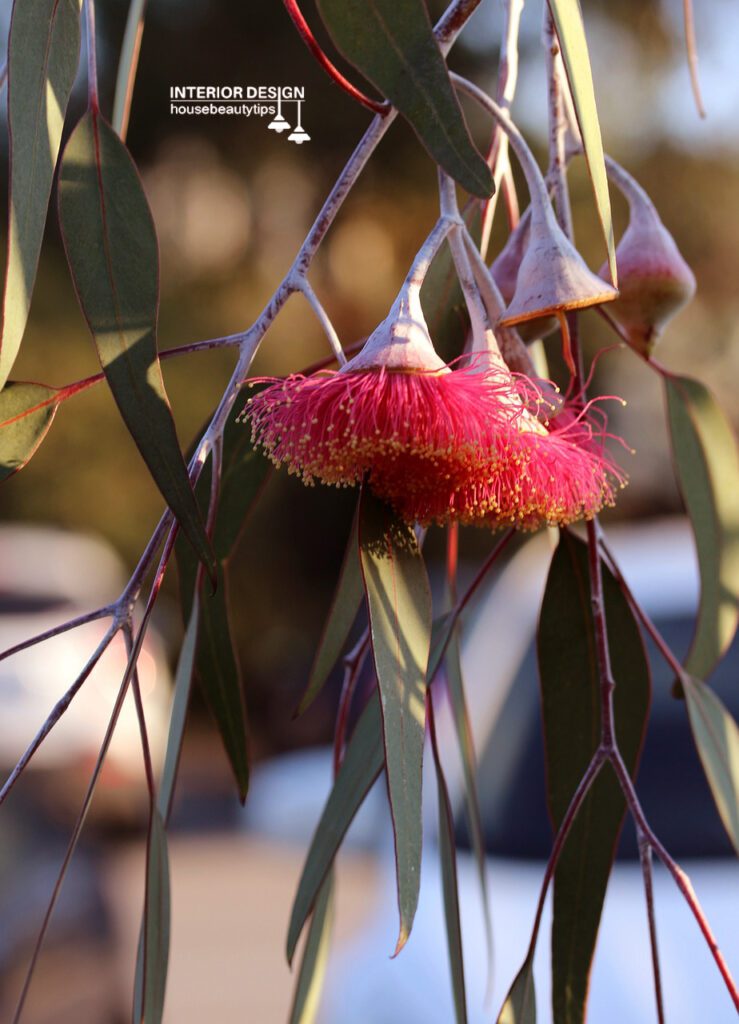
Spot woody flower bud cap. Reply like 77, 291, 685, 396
490, 207, 558, 342
600, 156, 696, 356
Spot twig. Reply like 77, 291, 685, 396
637, 828, 666, 1024
543, 10, 574, 239
333, 629, 371, 776
682, 0, 706, 119
294, 277, 348, 367
0, 605, 114, 663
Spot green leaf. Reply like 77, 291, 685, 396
548, 0, 616, 283
159, 597, 201, 820
683, 675, 739, 855
0, 381, 59, 481
445, 628, 493, 986
133, 808, 171, 1024
665, 374, 739, 680
298, 506, 364, 714
538, 532, 650, 1024
288, 875, 335, 1024
287, 693, 384, 964
497, 957, 536, 1024
175, 410, 271, 803
430, 699, 468, 1024
359, 490, 432, 954
0, 0, 82, 388
316, 0, 493, 198
57, 110, 214, 576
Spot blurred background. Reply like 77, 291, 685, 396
0, 0, 737, 1020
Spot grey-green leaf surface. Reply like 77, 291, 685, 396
133, 808, 171, 1024
497, 957, 536, 1024
289, 875, 335, 1024
665, 374, 739, 680
0, 0, 82, 387
0, 381, 59, 481
359, 490, 432, 954
57, 110, 214, 576
316, 0, 493, 198
683, 675, 739, 855
287, 693, 384, 964
548, 0, 616, 283
538, 532, 650, 1024
298, 507, 364, 714
430, 699, 468, 1024
445, 628, 493, 984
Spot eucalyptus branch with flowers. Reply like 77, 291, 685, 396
0, 0, 737, 1022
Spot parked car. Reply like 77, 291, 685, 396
248, 519, 738, 1024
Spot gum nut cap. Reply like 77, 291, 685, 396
490, 207, 558, 342
499, 203, 618, 327
598, 210, 696, 355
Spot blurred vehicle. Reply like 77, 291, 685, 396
0, 525, 172, 826
252, 519, 738, 1024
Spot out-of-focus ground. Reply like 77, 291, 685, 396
1, 0, 738, 1020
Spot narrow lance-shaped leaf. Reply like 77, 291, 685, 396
176, 410, 270, 803
287, 692, 384, 964
359, 490, 432, 955
0, 0, 82, 387
316, 0, 494, 199
298, 506, 364, 714
538, 532, 651, 1024
0, 382, 60, 482
497, 957, 536, 1024
429, 695, 468, 1024
133, 808, 171, 1024
548, 0, 616, 283
665, 374, 739, 680
58, 110, 214, 576
288, 876, 335, 1024
683, 675, 739, 855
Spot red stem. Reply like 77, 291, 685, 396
282, 0, 387, 115
333, 629, 371, 777
637, 829, 666, 1024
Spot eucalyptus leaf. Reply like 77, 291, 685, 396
133, 808, 171, 1024
298, 506, 364, 715
665, 374, 739, 680
497, 957, 536, 1024
58, 110, 214, 576
0, 0, 82, 387
316, 0, 493, 198
538, 532, 650, 1024
548, 0, 616, 283
0, 381, 59, 481
683, 675, 739, 855
288, 875, 335, 1024
287, 693, 384, 964
359, 490, 432, 954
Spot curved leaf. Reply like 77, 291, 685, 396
359, 490, 432, 955
57, 110, 214, 575
289, 875, 335, 1024
683, 675, 739, 855
0, 381, 59, 481
133, 808, 171, 1024
298, 506, 364, 715
316, 0, 493, 198
0, 0, 82, 387
287, 693, 384, 963
665, 374, 739, 680
538, 532, 650, 1024
497, 957, 536, 1024
548, 0, 616, 283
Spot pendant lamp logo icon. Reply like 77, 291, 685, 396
169, 85, 311, 143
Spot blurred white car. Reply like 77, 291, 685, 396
0, 525, 172, 825
248, 519, 739, 1024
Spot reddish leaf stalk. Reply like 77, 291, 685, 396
683, 0, 706, 119
282, 0, 387, 115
